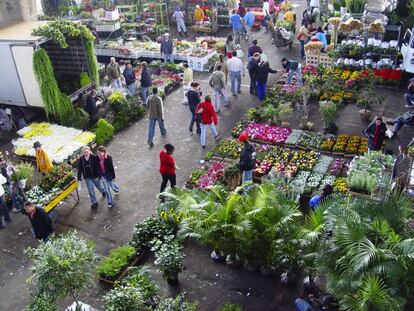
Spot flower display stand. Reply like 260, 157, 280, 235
44, 179, 80, 213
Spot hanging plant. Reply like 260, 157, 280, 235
33, 48, 73, 125
32, 19, 99, 85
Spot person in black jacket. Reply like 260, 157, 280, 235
364, 117, 387, 151
247, 53, 260, 95
140, 62, 152, 105
97, 145, 119, 209
123, 63, 136, 96
186, 82, 202, 134
256, 61, 278, 100
77, 146, 105, 209
24, 201, 53, 242
239, 133, 256, 183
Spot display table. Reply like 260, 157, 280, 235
44, 179, 79, 213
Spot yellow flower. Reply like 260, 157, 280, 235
23, 122, 53, 138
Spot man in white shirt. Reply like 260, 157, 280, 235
227, 51, 243, 96
262, 0, 270, 28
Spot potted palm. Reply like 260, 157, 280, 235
319, 101, 338, 134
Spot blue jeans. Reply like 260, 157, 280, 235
294, 298, 312, 311
111, 78, 122, 89
233, 28, 241, 44
300, 40, 305, 58
85, 178, 105, 205
287, 65, 303, 85
0, 195, 10, 226
257, 81, 266, 100
230, 71, 241, 95
102, 176, 119, 206
163, 54, 173, 63
127, 83, 136, 96
189, 106, 201, 133
242, 169, 253, 183
141, 86, 150, 104
213, 88, 228, 112
147, 118, 166, 145
404, 93, 414, 106
200, 123, 218, 146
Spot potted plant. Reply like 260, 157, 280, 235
319, 101, 338, 134
96, 244, 137, 282
153, 236, 185, 285
25, 231, 98, 311
11, 162, 35, 189
154, 293, 198, 311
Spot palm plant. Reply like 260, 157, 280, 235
301, 193, 414, 310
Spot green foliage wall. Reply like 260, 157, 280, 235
32, 48, 73, 125
32, 19, 99, 85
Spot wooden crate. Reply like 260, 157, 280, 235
305, 53, 333, 68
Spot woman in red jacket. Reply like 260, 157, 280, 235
196, 95, 220, 148
159, 143, 176, 195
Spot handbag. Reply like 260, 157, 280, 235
236, 49, 244, 58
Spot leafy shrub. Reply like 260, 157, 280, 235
11, 162, 34, 182
220, 303, 243, 311
121, 267, 158, 300
103, 284, 146, 311
108, 91, 126, 112
131, 216, 175, 251
79, 11, 92, 19
24, 294, 58, 311
152, 236, 185, 281
94, 119, 114, 145
67, 108, 89, 129
96, 244, 136, 279
154, 293, 198, 311
246, 108, 258, 121
79, 72, 91, 88
113, 111, 130, 133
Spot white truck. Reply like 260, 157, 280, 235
0, 21, 94, 112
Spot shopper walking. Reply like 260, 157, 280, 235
77, 146, 105, 210
281, 58, 303, 86
208, 65, 229, 112
244, 8, 256, 40
173, 7, 187, 37
23, 201, 53, 242
247, 39, 263, 58
123, 63, 136, 96
107, 57, 122, 89
297, 23, 310, 59
256, 61, 278, 100
247, 53, 260, 95
225, 35, 237, 58
0, 173, 11, 229
160, 33, 174, 63
229, 10, 243, 44
147, 88, 166, 147
214, 55, 228, 84
227, 51, 243, 96
33, 141, 53, 174
238, 133, 256, 183
140, 62, 152, 105
196, 95, 219, 148
182, 63, 193, 105
159, 144, 177, 196
364, 117, 387, 151
0, 157, 23, 213
97, 146, 119, 209
187, 82, 202, 134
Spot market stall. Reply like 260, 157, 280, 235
12, 123, 96, 164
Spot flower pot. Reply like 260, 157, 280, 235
359, 109, 371, 121
66, 301, 97, 311
210, 250, 226, 263
166, 274, 179, 285
225, 254, 242, 268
